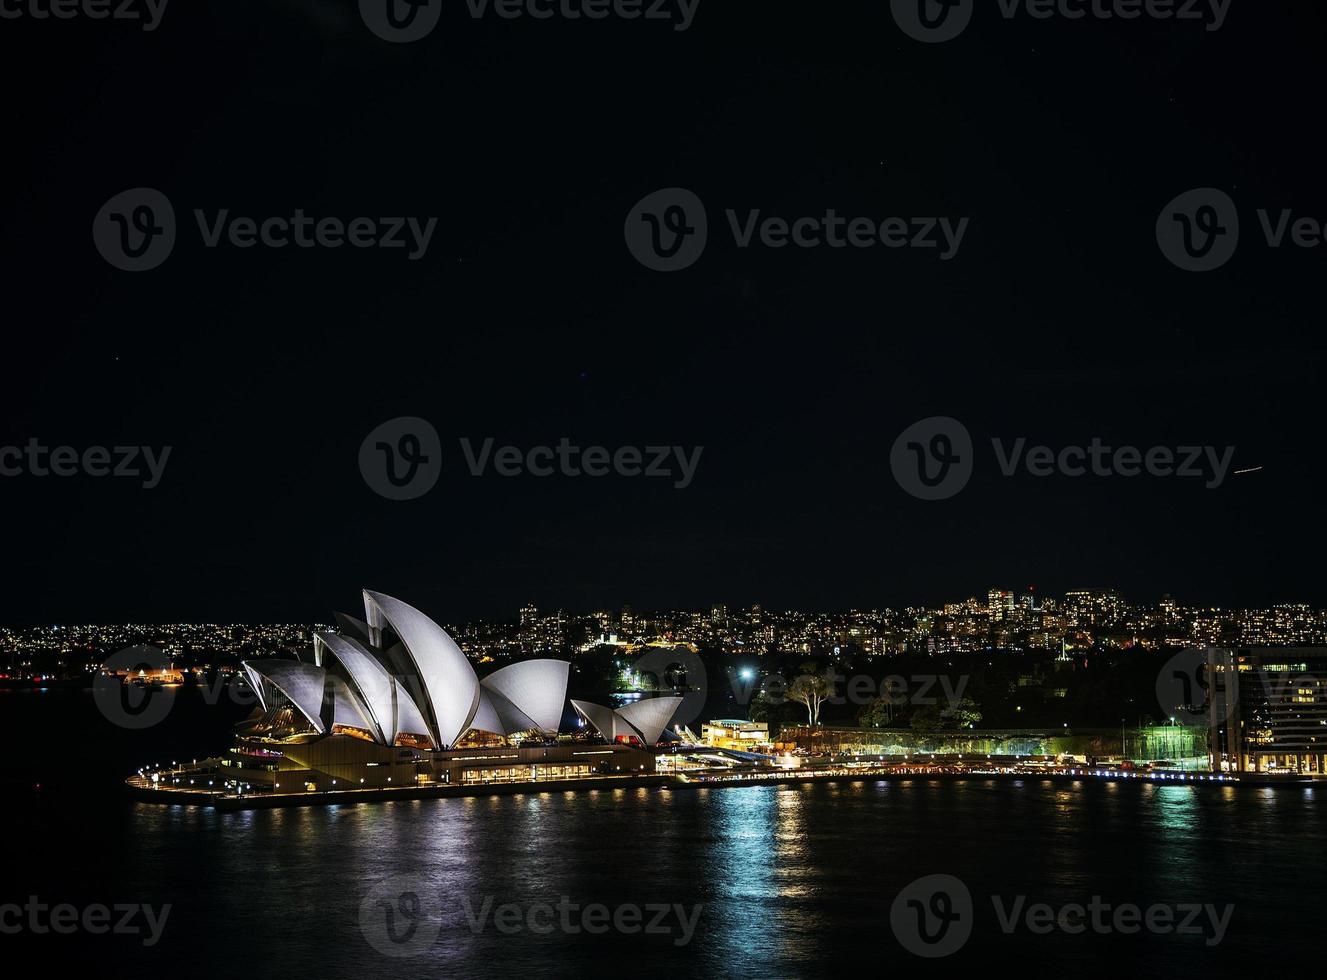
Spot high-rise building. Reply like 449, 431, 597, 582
1207, 649, 1327, 775
520, 604, 538, 627
987, 589, 1015, 622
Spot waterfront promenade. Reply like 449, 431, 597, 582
126, 761, 1309, 811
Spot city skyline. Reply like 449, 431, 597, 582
7, 586, 1326, 665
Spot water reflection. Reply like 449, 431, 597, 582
16, 778, 1327, 976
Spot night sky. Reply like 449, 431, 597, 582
2, 0, 1324, 624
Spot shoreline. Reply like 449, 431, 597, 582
125, 766, 1317, 810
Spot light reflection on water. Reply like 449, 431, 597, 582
7, 779, 1327, 976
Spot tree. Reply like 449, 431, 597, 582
946, 698, 982, 730
858, 695, 894, 728
911, 699, 982, 732
788, 665, 831, 726
748, 690, 773, 724
910, 704, 943, 734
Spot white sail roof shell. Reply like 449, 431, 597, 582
571, 700, 624, 741
316, 632, 399, 744
616, 697, 682, 746
480, 660, 570, 734
243, 663, 272, 713
468, 688, 507, 736
363, 590, 481, 749
243, 660, 330, 734
571, 697, 682, 746
327, 674, 378, 733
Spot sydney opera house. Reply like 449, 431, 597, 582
224, 591, 681, 793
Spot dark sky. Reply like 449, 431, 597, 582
2, 0, 1324, 624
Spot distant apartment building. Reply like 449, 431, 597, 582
1064, 589, 1123, 627
987, 590, 1015, 622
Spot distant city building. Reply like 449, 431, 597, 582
1064, 589, 1123, 627
702, 719, 770, 750
1207, 649, 1327, 775
988, 590, 1015, 622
